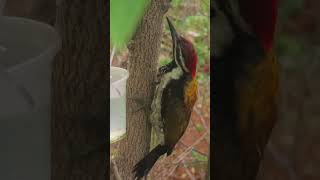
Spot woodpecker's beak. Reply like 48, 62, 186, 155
167, 17, 187, 72
167, 17, 179, 47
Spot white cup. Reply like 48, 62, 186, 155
110, 66, 129, 143
0, 16, 60, 180
0, 0, 6, 15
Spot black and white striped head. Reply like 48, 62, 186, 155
167, 17, 198, 78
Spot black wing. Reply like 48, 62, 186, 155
161, 78, 191, 155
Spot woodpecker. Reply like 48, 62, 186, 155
132, 17, 198, 179
213, 0, 279, 179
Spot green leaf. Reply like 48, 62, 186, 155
111, 0, 150, 48
185, 15, 209, 36
200, 0, 210, 13
196, 73, 205, 82
195, 42, 209, 66
191, 150, 208, 162
159, 58, 171, 66
195, 123, 204, 132
276, 35, 302, 56
171, 0, 183, 7
279, 0, 303, 20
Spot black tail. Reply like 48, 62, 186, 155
132, 144, 168, 179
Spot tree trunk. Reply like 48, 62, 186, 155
52, 0, 108, 179
114, 0, 170, 179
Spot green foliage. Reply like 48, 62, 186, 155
171, 0, 183, 8
185, 15, 209, 37
195, 123, 204, 132
195, 42, 210, 66
159, 58, 171, 66
110, 0, 150, 48
279, 0, 303, 21
276, 35, 303, 57
196, 73, 206, 83
200, 0, 210, 13
191, 149, 208, 162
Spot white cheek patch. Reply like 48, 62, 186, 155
150, 67, 183, 145
178, 46, 189, 73
173, 39, 179, 66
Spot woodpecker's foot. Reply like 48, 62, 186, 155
128, 97, 149, 113
151, 81, 160, 90
152, 80, 160, 86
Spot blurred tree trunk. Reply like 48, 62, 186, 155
52, 0, 108, 179
114, 0, 170, 179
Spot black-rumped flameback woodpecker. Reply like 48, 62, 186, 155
132, 17, 198, 179
213, 0, 279, 179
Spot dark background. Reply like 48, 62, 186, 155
258, 0, 320, 179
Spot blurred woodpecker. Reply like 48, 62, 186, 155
213, 0, 279, 179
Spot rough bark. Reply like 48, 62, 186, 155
114, 0, 171, 179
52, 0, 108, 179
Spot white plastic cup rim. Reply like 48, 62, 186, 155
110, 66, 128, 98
110, 66, 129, 86
0, 16, 61, 72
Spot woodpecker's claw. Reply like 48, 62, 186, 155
152, 80, 160, 85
